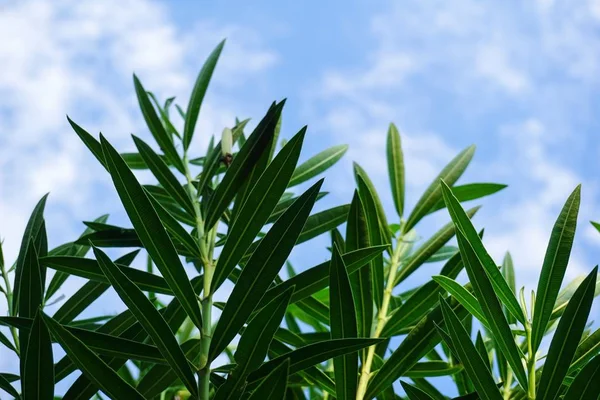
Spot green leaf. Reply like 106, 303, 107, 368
120, 152, 171, 169
133, 135, 195, 215
404, 145, 475, 233
41, 256, 173, 295
354, 164, 388, 308
288, 144, 348, 187
183, 39, 225, 150
425, 245, 459, 264
0, 331, 17, 354
438, 297, 502, 400
247, 338, 382, 383
0, 373, 20, 399
135, 339, 201, 398
432, 276, 488, 329
297, 204, 350, 244
395, 207, 479, 285
401, 381, 435, 400
247, 359, 290, 400
440, 180, 526, 325
570, 328, 600, 371
475, 331, 491, 372
563, 354, 600, 399
387, 123, 405, 217
537, 266, 598, 400
67, 116, 106, 169
428, 183, 507, 214
210, 181, 322, 360
133, 74, 185, 173
215, 287, 294, 400
346, 191, 373, 342
13, 194, 48, 315
100, 134, 203, 329
53, 281, 109, 324
382, 250, 466, 336
212, 127, 306, 293
23, 311, 54, 400
532, 185, 581, 352
42, 312, 145, 400
404, 361, 463, 378
365, 296, 468, 399
329, 245, 358, 400
92, 246, 198, 396
267, 192, 328, 224
257, 246, 386, 310
205, 102, 284, 229
455, 230, 528, 389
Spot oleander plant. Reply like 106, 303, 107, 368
0, 40, 599, 400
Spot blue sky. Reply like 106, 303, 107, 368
1, 0, 600, 394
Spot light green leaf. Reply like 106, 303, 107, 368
120, 152, 171, 169
537, 266, 598, 400
387, 123, 405, 217
428, 183, 507, 214
183, 40, 225, 150
288, 144, 348, 187
532, 185, 580, 352
404, 145, 475, 232
100, 134, 203, 329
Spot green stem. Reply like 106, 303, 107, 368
526, 323, 536, 399
0, 256, 19, 354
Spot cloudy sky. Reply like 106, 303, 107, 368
1, 0, 600, 394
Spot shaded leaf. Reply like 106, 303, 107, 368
247, 359, 290, 400
289, 144, 348, 187
23, 311, 53, 400
563, 354, 600, 399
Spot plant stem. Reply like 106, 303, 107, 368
0, 257, 19, 354
356, 237, 407, 400
526, 322, 536, 399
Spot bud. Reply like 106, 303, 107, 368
221, 127, 233, 167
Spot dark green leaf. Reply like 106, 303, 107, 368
120, 152, 171, 169
532, 186, 580, 352
205, 102, 284, 229
209, 180, 322, 360
100, 134, 203, 329
0, 373, 20, 399
247, 359, 290, 400
23, 311, 54, 400
403, 361, 463, 378
92, 246, 198, 396
570, 328, 600, 371
212, 128, 306, 292
288, 144, 348, 187
401, 381, 435, 400
267, 192, 328, 224
183, 40, 225, 150
564, 354, 600, 399
428, 183, 507, 214
404, 145, 475, 232
387, 123, 405, 217
537, 266, 597, 400
432, 276, 488, 329
329, 245, 358, 400
133, 74, 185, 173
67, 117, 106, 169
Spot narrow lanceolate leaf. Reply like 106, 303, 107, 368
257, 246, 386, 309
297, 204, 350, 244
346, 191, 373, 341
403, 361, 463, 378
53, 281, 109, 324
382, 251, 466, 336
183, 39, 225, 150
23, 311, 53, 400
387, 123, 405, 217
455, 231, 528, 390
428, 183, 507, 214
215, 288, 294, 400
67, 117, 106, 169
120, 152, 170, 169
438, 296, 502, 400
395, 207, 479, 285
288, 144, 348, 187
0, 374, 20, 399
267, 191, 328, 224
440, 181, 526, 325
354, 165, 388, 308
92, 246, 198, 396
365, 296, 469, 399
564, 354, 600, 399
570, 328, 600, 371
247, 359, 290, 400
404, 145, 475, 233
133, 135, 195, 215
212, 128, 306, 293
329, 245, 358, 400
133, 74, 185, 173
100, 135, 203, 329
41, 256, 173, 295
537, 266, 598, 400
210, 180, 322, 360
432, 276, 488, 329
401, 381, 435, 400
13, 194, 48, 315
205, 102, 284, 229
247, 338, 382, 383
42, 313, 144, 400
425, 245, 458, 263
532, 185, 581, 352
